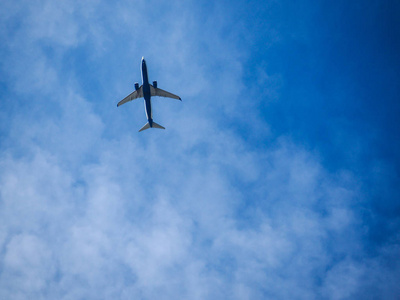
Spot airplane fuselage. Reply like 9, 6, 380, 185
141, 58, 153, 127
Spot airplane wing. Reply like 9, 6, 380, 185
117, 86, 143, 107
150, 85, 181, 100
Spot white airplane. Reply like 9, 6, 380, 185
117, 57, 181, 132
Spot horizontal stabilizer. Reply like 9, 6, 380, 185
152, 121, 165, 130
138, 121, 165, 132
139, 122, 150, 132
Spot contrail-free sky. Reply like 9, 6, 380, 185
0, 1, 399, 299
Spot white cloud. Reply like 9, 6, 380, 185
0, 126, 386, 298
0, 0, 398, 299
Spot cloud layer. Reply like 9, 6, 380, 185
1, 0, 399, 299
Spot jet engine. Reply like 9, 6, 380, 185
134, 82, 139, 90
153, 81, 157, 88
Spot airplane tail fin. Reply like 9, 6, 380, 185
138, 121, 165, 132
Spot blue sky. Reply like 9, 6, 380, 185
1, 0, 399, 299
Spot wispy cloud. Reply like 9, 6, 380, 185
0, 0, 399, 299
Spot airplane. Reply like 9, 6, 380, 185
117, 57, 181, 132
